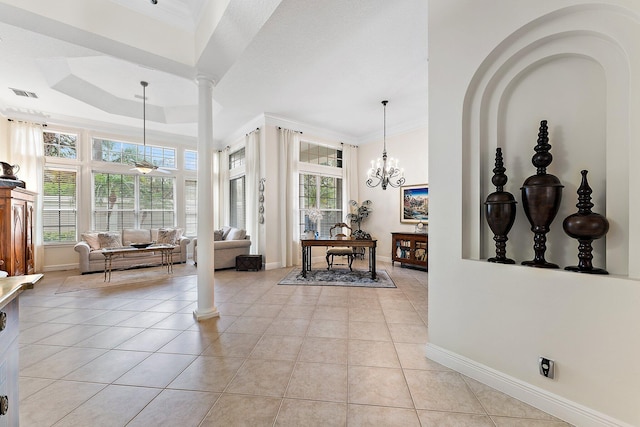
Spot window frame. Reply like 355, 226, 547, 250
42, 167, 78, 245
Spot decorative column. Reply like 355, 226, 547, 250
484, 147, 517, 264
194, 74, 220, 320
521, 120, 564, 268
563, 170, 609, 274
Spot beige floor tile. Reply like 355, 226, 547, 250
382, 308, 425, 325
492, 417, 574, 426
225, 316, 273, 334
74, 326, 144, 349
313, 305, 349, 321
317, 294, 350, 307
18, 321, 74, 344
128, 389, 219, 426
250, 334, 304, 361
188, 314, 237, 334
276, 399, 347, 427
115, 327, 182, 351
116, 310, 171, 327
20, 380, 106, 426
286, 361, 348, 402
298, 336, 348, 364
20, 346, 107, 379
348, 339, 400, 368
349, 320, 392, 341
349, 305, 386, 322
202, 332, 261, 357
200, 394, 281, 427
417, 410, 495, 426
348, 404, 421, 426
277, 303, 316, 319
464, 376, 562, 421
18, 377, 54, 402
78, 309, 138, 326
217, 302, 252, 316
387, 323, 428, 343
307, 319, 348, 339
226, 358, 294, 396
395, 343, 453, 371
114, 352, 195, 387
405, 370, 485, 413
146, 299, 194, 313
168, 355, 245, 392
35, 324, 108, 346
242, 303, 284, 318
53, 384, 160, 427
158, 329, 220, 354
150, 312, 199, 330
264, 317, 310, 336
63, 349, 150, 383
19, 343, 67, 370
45, 308, 108, 324
348, 366, 413, 408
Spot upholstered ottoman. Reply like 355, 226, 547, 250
236, 254, 262, 271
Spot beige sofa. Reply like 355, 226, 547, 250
192, 227, 251, 270
74, 228, 190, 274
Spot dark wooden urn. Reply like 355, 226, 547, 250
484, 148, 516, 264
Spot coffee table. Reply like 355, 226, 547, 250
101, 244, 176, 282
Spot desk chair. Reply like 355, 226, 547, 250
326, 223, 355, 270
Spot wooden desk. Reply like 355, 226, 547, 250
301, 238, 377, 279
101, 245, 176, 282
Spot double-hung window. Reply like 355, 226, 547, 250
298, 142, 343, 236
43, 130, 78, 244
229, 148, 246, 229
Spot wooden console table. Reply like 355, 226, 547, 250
391, 232, 428, 270
300, 238, 377, 279
101, 245, 176, 282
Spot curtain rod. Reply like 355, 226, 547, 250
246, 127, 260, 136
277, 126, 303, 134
7, 118, 47, 127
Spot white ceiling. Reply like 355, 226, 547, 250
0, 0, 427, 148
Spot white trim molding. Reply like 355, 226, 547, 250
425, 344, 635, 427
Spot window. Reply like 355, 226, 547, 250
185, 150, 197, 170
43, 131, 77, 159
229, 147, 245, 169
229, 147, 246, 229
93, 172, 175, 231
43, 169, 77, 243
230, 176, 246, 229
185, 179, 197, 235
299, 174, 343, 236
300, 141, 342, 168
92, 138, 176, 168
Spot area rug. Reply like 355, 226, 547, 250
57, 264, 197, 294
278, 268, 396, 288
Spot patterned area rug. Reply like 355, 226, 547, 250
278, 268, 396, 288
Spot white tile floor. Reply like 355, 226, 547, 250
17, 260, 572, 426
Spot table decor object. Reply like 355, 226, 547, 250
484, 147, 516, 264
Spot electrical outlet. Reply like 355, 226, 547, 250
539, 357, 555, 379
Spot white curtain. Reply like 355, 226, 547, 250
217, 148, 230, 228
245, 129, 261, 254
9, 121, 44, 272
278, 128, 300, 267
342, 143, 359, 211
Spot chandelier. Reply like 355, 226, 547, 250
366, 100, 405, 190
131, 81, 169, 175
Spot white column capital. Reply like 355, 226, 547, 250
196, 73, 217, 87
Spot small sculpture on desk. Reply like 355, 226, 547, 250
484, 147, 516, 264
521, 120, 564, 268
563, 170, 609, 274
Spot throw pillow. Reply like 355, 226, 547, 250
157, 228, 183, 245
226, 228, 247, 241
221, 226, 232, 240
82, 232, 101, 250
98, 232, 122, 249
214, 230, 224, 241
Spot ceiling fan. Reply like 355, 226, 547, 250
131, 81, 170, 174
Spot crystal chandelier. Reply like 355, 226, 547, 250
366, 100, 405, 190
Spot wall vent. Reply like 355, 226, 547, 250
10, 88, 38, 98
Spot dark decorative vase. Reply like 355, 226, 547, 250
521, 120, 564, 268
563, 170, 609, 274
484, 148, 517, 264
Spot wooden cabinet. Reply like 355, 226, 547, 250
391, 232, 428, 270
0, 187, 36, 276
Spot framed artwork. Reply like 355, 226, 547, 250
401, 184, 429, 223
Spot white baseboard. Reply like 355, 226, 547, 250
425, 344, 633, 427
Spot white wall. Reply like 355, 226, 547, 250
358, 128, 428, 261
428, 1, 640, 426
